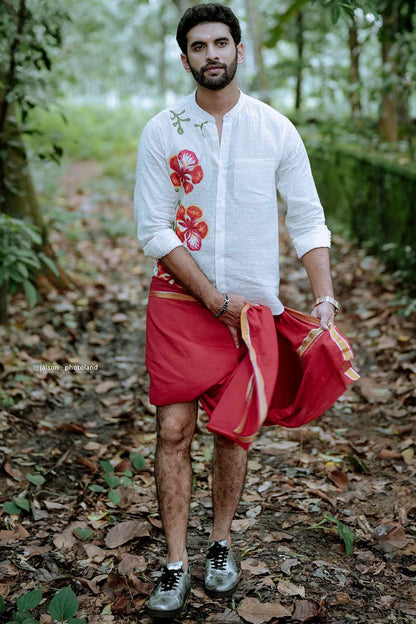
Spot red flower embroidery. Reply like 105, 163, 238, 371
169, 150, 203, 194
156, 261, 182, 287
175, 205, 209, 251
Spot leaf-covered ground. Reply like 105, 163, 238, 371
0, 163, 415, 624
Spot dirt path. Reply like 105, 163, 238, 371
0, 163, 415, 624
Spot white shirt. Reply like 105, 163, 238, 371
134, 91, 331, 315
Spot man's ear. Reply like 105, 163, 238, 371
237, 42, 244, 65
181, 53, 192, 73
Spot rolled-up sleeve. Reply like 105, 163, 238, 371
276, 122, 331, 258
134, 119, 183, 259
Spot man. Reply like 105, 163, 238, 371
134, 3, 347, 618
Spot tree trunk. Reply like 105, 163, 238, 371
379, 4, 400, 141
1, 104, 43, 225
1, 105, 71, 290
295, 11, 304, 112
244, 0, 270, 103
0, 280, 9, 325
348, 14, 362, 119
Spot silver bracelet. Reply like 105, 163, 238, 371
313, 296, 340, 315
213, 293, 229, 317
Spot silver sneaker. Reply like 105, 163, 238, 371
204, 540, 239, 598
146, 561, 191, 619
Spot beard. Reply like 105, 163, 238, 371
188, 52, 238, 90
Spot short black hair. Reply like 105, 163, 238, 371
176, 3, 241, 55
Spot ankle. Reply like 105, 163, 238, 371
167, 551, 189, 570
209, 532, 231, 546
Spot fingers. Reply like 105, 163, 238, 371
311, 302, 335, 330
228, 325, 241, 348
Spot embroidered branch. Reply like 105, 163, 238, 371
194, 121, 208, 137
170, 109, 190, 135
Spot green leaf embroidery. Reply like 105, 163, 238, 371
170, 109, 190, 135
194, 121, 208, 137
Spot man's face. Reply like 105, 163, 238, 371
181, 22, 244, 91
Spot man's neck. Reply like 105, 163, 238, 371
195, 80, 240, 119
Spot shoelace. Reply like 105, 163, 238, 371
207, 542, 228, 570
159, 567, 182, 592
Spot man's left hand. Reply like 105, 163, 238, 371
311, 301, 335, 330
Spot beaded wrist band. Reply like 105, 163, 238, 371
213, 293, 229, 317
313, 296, 340, 315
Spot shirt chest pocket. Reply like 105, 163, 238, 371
233, 158, 276, 203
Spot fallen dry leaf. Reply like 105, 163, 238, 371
118, 554, 147, 575
277, 580, 305, 597
95, 379, 116, 394
105, 520, 149, 548
374, 523, 407, 551
241, 558, 270, 576
394, 600, 416, 616
207, 608, 242, 622
327, 470, 350, 489
263, 531, 294, 543
237, 597, 292, 623
292, 599, 324, 622
335, 592, 352, 604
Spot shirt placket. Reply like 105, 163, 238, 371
213, 117, 232, 292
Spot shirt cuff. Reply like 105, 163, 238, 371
292, 225, 331, 258
142, 229, 183, 259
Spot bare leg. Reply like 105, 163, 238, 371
210, 434, 248, 544
155, 401, 197, 569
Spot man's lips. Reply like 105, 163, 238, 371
204, 65, 224, 71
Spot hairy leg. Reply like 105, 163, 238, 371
155, 401, 197, 569
210, 434, 248, 544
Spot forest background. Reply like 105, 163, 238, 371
0, 0, 415, 321
0, 2, 416, 624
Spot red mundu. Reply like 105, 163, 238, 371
146, 277, 359, 450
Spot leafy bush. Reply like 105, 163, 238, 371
0, 213, 58, 309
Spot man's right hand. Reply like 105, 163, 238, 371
216, 293, 248, 348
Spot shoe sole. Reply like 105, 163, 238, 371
204, 582, 238, 598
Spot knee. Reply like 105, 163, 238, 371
157, 414, 194, 449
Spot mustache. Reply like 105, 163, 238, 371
202, 62, 226, 71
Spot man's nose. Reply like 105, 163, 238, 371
205, 44, 219, 61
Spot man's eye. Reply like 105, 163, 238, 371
218, 41, 227, 47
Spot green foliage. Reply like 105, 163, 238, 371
74, 527, 95, 541
0, 214, 59, 308
3, 497, 30, 516
16, 591, 42, 613
306, 140, 416, 283
130, 452, 146, 470
26, 473, 46, 486
324, 514, 355, 554
48, 587, 78, 621
88, 457, 136, 507
309, 513, 355, 554
4, 586, 86, 624
26, 103, 152, 162
311, 0, 379, 24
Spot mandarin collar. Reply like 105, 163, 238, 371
189, 89, 246, 122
